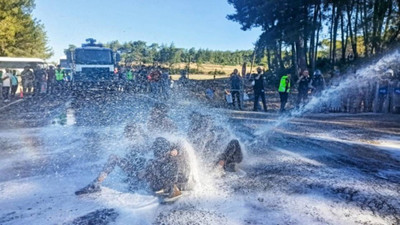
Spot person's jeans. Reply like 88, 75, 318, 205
2, 86, 10, 100
232, 91, 241, 109
297, 90, 308, 108
279, 92, 288, 112
253, 89, 267, 111
150, 82, 160, 97
11, 85, 17, 97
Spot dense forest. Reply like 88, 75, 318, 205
0, 0, 52, 59
102, 41, 255, 67
227, 0, 400, 75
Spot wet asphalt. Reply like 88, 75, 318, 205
1, 91, 400, 224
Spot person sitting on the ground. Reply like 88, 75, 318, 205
187, 112, 215, 155
145, 141, 190, 198
75, 136, 190, 200
147, 103, 177, 133
216, 139, 243, 172
75, 123, 150, 194
187, 112, 244, 172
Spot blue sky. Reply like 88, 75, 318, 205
33, 0, 261, 62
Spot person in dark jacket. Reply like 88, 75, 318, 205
75, 135, 190, 200
296, 69, 311, 108
230, 69, 243, 110
21, 66, 34, 95
309, 69, 326, 96
147, 103, 177, 133
216, 139, 243, 172
146, 141, 190, 198
33, 66, 47, 96
47, 66, 55, 94
252, 67, 267, 112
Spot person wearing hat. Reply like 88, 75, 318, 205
309, 69, 326, 96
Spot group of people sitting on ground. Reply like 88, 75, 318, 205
75, 103, 243, 202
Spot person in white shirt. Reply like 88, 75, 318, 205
2, 69, 11, 102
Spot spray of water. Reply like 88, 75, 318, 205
255, 49, 400, 138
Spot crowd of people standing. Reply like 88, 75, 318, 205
0, 64, 182, 103
226, 66, 399, 114
226, 67, 326, 113
0, 64, 72, 103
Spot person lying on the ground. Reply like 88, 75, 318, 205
75, 137, 190, 200
216, 139, 243, 172
147, 103, 177, 133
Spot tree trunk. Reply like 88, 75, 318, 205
361, 0, 369, 57
310, 4, 320, 71
332, 4, 341, 65
348, 0, 360, 59
382, 0, 393, 45
329, 4, 336, 63
341, 12, 346, 63
250, 46, 257, 74
266, 47, 272, 70
292, 42, 298, 77
296, 35, 307, 71
371, 0, 380, 54
278, 40, 284, 69
314, 9, 322, 68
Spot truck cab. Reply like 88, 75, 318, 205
67, 38, 120, 89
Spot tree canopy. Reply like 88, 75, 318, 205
0, 0, 52, 59
227, 0, 400, 75
103, 40, 254, 67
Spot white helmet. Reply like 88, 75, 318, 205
314, 69, 322, 76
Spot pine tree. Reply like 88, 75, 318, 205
0, 0, 53, 58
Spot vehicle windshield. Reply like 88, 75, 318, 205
74, 49, 112, 64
